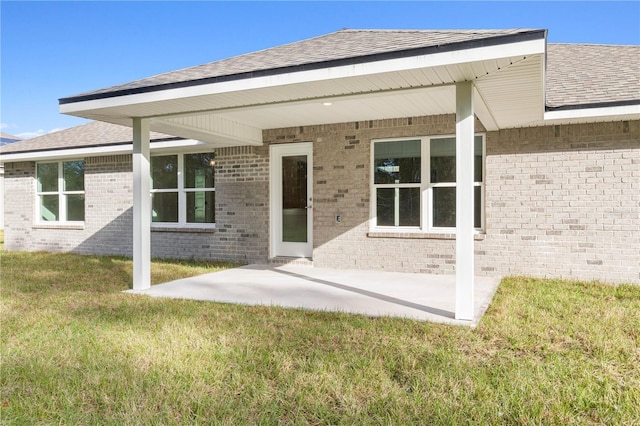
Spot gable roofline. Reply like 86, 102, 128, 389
545, 99, 640, 112
59, 29, 547, 105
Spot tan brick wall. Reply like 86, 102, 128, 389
264, 117, 639, 284
3, 148, 270, 263
5, 117, 638, 284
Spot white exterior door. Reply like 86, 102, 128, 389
270, 142, 313, 258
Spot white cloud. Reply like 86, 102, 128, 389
0, 123, 8, 130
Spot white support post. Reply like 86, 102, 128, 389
132, 118, 151, 290
455, 82, 475, 321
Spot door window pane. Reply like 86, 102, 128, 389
184, 153, 215, 189
151, 155, 178, 189
63, 161, 84, 191
282, 155, 308, 242
374, 140, 421, 184
66, 194, 85, 221
37, 163, 58, 192
186, 191, 215, 223
40, 195, 59, 221
152, 192, 178, 222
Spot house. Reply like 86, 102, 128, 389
0, 132, 23, 229
2, 29, 638, 320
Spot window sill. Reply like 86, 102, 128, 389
33, 223, 85, 230
367, 231, 485, 241
151, 227, 216, 234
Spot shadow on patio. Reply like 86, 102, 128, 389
126, 264, 501, 326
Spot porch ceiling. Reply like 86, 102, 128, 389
60, 40, 546, 146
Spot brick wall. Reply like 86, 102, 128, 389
4, 117, 638, 283
3, 147, 270, 263
264, 117, 639, 284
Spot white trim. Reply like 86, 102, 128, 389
132, 118, 151, 291
1, 139, 207, 163
34, 159, 85, 226
369, 133, 485, 234
543, 104, 640, 122
455, 81, 475, 321
270, 142, 314, 258
60, 39, 546, 115
149, 151, 216, 229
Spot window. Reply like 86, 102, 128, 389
151, 152, 215, 227
36, 160, 85, 223
372, 135, 484, 232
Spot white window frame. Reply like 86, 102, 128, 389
370, 134, 485, 234
35, 159, 85, 225
150, 152, 216, 229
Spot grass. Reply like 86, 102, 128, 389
1, 251, 639, 425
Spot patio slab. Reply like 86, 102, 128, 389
126, 264, 501, 326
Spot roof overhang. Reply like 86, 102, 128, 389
59, 34, 548, 144
542, 103, 640, 125
0, 139, 208, 162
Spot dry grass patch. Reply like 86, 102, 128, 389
1, 252, 639, 424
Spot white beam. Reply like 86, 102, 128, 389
455, 82, 475, 321
132, 118, 151, 290
153, 115, 263, 146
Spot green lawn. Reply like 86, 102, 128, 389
1, 251, 639, 425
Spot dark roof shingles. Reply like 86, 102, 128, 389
64, 29, 540, 100
1, 121, 176, 154
546, 43, 640, 108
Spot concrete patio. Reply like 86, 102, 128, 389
126, 264, 501, 326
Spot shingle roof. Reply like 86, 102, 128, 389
546, 43, 640, 109
61, 29, 543, 103
1, 121, 178, 154
0, 132, 22, 146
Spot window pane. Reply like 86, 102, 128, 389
474, 186, 482, 229
152, 192, 178, 222
431, 136, 483, 183
151, 155, 178, 189
432, 187, 456, 228
430, 138, 456, 183
187, 191, 215, 223
66, 194, 85, 221
374, 140, 421, 184
282, 155, 308, 242
376, 188, 394, 226
37, 163, 58, 192
184, 153, 215, 189
376, 187, 420, 227
432, 187, 482, 228
474, 136, 483, 182
40, 195, 59, 221
63, 161, 84, 191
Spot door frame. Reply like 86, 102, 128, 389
269, 142, 313, 258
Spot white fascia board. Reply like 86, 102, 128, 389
60, 39, 546, 116
544, 104, 640, 122
0, 139, 207, 163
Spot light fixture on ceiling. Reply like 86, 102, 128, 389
322, 102, 333, 106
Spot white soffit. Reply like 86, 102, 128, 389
59, 38, 546, 137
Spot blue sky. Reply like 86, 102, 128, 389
1, 1, 638, 139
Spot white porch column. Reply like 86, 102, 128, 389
455, 82, 475, 320
132, 118, 151, 290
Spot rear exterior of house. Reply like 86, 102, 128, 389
2, 29, 639, 288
